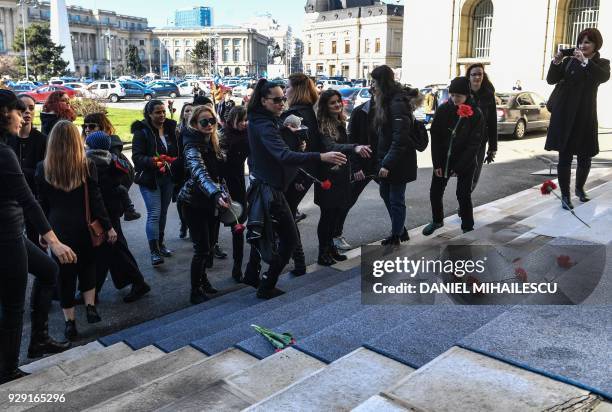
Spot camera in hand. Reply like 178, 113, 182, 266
560, 48, 575, 57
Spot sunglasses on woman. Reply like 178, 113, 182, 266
198, 117, 217, 127
265, 96, 287, 104
82, 123, 99, 130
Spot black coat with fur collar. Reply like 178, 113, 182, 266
131, 118, 177, 190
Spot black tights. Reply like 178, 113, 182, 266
557, 150, 592, 196
318, 208, 343, 250
182, 204, 217, 290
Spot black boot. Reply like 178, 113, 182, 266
381, 235, 401, 245
201, 268, 218, 294
123, 207, 141, 221
243, 258, 261, 288
231, 232, 244, 282
28, 283, 70, 358
123, 281, 151, 303
317, 246, 336, 266
179, 223, 188, 239
0, 327, 29, 384
256, 271, 285, 299
190, 287, 209, 305
213, 244, 227, 259
290, 240, 307, 276
86, 305, 102, 323
400, 227, 410, 242
158, 233, 173, 257
149, 240, 164, 266
557, 163, 574, 210
329, 243, 347, 262
575, 164, 591, 202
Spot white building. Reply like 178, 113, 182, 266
401, 0, 612, 126
302, 0, 403, 80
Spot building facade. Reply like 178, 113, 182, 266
152, 26, 270, 77
302, 0, 403, 79
400, 0, 611, 125
175, 7, 213, 28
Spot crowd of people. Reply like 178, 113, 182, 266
0, 28, 608, 384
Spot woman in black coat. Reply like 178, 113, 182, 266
545, 28, 610, 209
315, 89, 371, 265
466, 63, 498, 191
131, 100, 178, 266
371, 65, 418, 245
177, 105, 228, 305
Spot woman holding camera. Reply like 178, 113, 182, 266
178, 105, 227, 305
546, 28, 610, 209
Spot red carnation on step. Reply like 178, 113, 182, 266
515, 267, 528, 282
557, 255, 573, 269
540, 179, 557, 195
320, 179, 332, 190
457, 104, 474, 118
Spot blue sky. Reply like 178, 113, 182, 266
66, 0, 404, 36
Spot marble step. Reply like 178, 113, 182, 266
19, 341, 105, 374
246, 348, 414, 411
352, 395, 408, 411
85, 348, 257, 412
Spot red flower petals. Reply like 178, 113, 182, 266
557, 255, 573, 269
515, 267, 528, 282
233, 223, 246, 235
320, 179, 332, 190
540, 180, 557, 195
457, 104, 474, 118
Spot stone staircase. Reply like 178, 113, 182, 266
2, 169, 612, 412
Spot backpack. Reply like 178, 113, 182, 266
409, 117, 429, 152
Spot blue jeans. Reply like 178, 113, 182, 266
139, 175, 174, 241
379, 181, 407, 236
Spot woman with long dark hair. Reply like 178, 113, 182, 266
131, 100, 178, 266
176, 102, 194, 239
466, 63, 497, 191
243, 79, 346, 299
315, 89, 371, 265
371, 65, 418, 245
0, 90, 74, 384
40, 91, 77, 135
220, 106, 249, 281
178, 105, 227, 304
546, 28, 610, 209
36, 121, 115, 340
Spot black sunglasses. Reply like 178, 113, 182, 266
198, 117, 217, 127
82, 123, 99, 130
265, 96, 287, 104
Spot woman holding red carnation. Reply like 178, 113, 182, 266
423, 77, 484, 236
315, 89, 372, 265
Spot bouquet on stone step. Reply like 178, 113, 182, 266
251, 324, 295, 352
540, 180, 590, 227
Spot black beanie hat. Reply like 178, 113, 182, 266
448, 77, 470, 96
0, 89, 26, 111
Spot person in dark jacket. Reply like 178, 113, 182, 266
315, 89, 371, 265
371, 65, 417, 245
131, 100, 178, 266
422, 77, 485, 236
175, 102, 194, 239
177, 105, 228, 304
220, 106, 249, 282
545, 28, 610, 209
466, 63, 498, 192
82, 112, 141, 221
85, 131, 151, 303
40, 91, 76, 135
217, 90, 236, 128
36, 121, 116, 341
0, 91, 74, 384
243, 79, 346, 299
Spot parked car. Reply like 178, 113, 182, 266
120, 81, 156, 101
22, 85, 77, 103
177, 80, 210, 96
231, 81, 252, 98
338, 88, 361, 117
10, 84, 37, 93
147, 81, 180, 98
320, 79, 350, 91
496, 91, 550, 139
63, 82, 88, 95
83, 81, 127, 102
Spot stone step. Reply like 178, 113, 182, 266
85, 348, 257, 412
1, 346, 164, 412
246, 348, 414, 411
352, 395, 408, 411
19, 341, 105, 374
0, 342, 133, 398
382, 347, 591, 412
157, 348, 326, 411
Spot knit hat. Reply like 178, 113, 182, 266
448, 77, 470, 96
0, 89, 26, 111
86, 130, 111, 151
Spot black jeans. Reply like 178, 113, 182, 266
557, 150, 592, 196
318, 208, 343, 250
182, 204, 217, 290
333, 178, 371, 238
430, 168, 475, 230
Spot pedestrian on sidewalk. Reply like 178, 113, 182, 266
0, 90, 74, 384
177, 105, 227, 305
467, 63, 498, 192
131, 100, 178, 266
36, 121, 115, 340
85, 131, 151, 303
545, 27, 610, 210
422, 77, 484, 236
82, 112, 141, 222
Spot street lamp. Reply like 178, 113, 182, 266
213, 33, 219, 76
17, 0, 39, 81
103, 29, 115, 80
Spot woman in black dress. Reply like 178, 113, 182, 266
0, 90, 75, 383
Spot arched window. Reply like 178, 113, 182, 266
174, 49, 181, 61
471, 0, 494, 58
117, 48, 122, 60
235, 67, 241, 75
233, 48, 241, 62
565, 0, 599, 44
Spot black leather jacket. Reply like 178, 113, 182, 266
177, 128, 222, 210
246, 179, 281, 265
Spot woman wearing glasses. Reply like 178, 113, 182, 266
243, 79, 346, 299
177, 105, 228, 304
131, 100, 178, 266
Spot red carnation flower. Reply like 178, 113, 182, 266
540, 180, 557, 195
233, 223, 246, 235
515, 267, 528, 282
557, 255, 573, 269
320, 179, 332, 190
457, 104, 474, 118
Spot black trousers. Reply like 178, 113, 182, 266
1, 236, 58, 375
95, 215, 145, 293
557, 150, 592, 196
333, 178, 371, 238
318, 208, 344, 250
284, 180, 312, 214
183, 204, 217, 290
226, 171, 247, 269
471, 144, 487, 192
430, 167, 476, 231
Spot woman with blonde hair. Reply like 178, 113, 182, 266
35, 121, 116, 340
177, 105, 229, 304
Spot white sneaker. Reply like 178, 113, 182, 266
334, 236, 352, 251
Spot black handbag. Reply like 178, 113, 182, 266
409, 118, 429, 152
